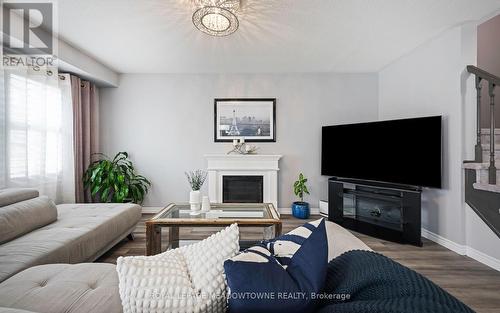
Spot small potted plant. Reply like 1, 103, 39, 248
185, 170, 207, 215
292, 173, 310, 219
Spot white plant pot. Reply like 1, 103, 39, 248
189, 190, 201, 215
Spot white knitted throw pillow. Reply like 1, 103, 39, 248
117, 224, 240, 313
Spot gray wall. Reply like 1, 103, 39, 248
478, 14, 500, 128
99, 73, 378, 208
379, 26, 469, 245
379, 22, 500, 264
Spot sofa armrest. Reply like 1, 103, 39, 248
0, 196, 57, 244
0, 189, 39, 207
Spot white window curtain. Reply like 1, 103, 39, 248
0, 69, 75, 204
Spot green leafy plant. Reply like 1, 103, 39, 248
185, 170, 207, 191
83, 152, 151, 204
293, 173, 310, 202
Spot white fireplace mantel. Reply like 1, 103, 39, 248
205, 154, 282, 208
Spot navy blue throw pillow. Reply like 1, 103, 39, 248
223, 219, 328, 313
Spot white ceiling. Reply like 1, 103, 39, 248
57, 0, 500, 74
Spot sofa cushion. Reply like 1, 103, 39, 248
0, 189, 39, 208
0, 203, 141, 283
0, 263, 122, 313
325, 220, 371, 260
223, 219, 328, 313
116, 224, 240, 313
264, 219, 324, 268
0, 196, 57, 245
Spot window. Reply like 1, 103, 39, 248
1, 70, 74, 203
7, 73, 63, 181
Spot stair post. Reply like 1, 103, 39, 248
488, 81, 497, 184
475, 76, 483, 162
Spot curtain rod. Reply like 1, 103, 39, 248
30, 66, 89, 87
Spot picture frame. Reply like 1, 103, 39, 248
214, 98, 276, 142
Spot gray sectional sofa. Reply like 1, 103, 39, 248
0, 188, 142, 283
0, 189, 371, 313
0, 217, 371, 313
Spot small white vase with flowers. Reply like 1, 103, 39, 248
185, 170, 207, 216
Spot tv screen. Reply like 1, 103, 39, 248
321, 116, 442, 188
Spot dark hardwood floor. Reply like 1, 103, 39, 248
97, 214, 500, 313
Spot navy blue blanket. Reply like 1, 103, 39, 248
317, 250, 474, 313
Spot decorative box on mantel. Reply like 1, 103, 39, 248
205, 154, 282, 208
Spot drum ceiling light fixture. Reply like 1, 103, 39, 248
192, 0, 240, 37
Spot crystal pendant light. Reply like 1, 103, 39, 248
192, 0, 240, 36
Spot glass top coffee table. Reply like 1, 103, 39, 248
145, 203, 282, 255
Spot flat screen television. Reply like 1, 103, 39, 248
321, 116, 442, 188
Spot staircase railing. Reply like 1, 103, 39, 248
467, 65, 499, 184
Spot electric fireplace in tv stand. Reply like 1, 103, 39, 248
328, 177, 422, 246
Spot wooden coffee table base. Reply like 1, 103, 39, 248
145, 203, 282, 256
146, 223, 282, 256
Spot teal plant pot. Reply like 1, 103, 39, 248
292, 201, 310, 219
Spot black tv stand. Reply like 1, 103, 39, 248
328, 177, 422, 246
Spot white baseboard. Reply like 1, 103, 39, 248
421, 228, 467, 255
142, 206, 320, 215
421, 228, 500, 271
466, 246, 500, 272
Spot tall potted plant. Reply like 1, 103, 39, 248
83, 152, 151, 204
292, 173, 310, 219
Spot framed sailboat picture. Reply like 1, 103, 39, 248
214, 98, 276, 142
